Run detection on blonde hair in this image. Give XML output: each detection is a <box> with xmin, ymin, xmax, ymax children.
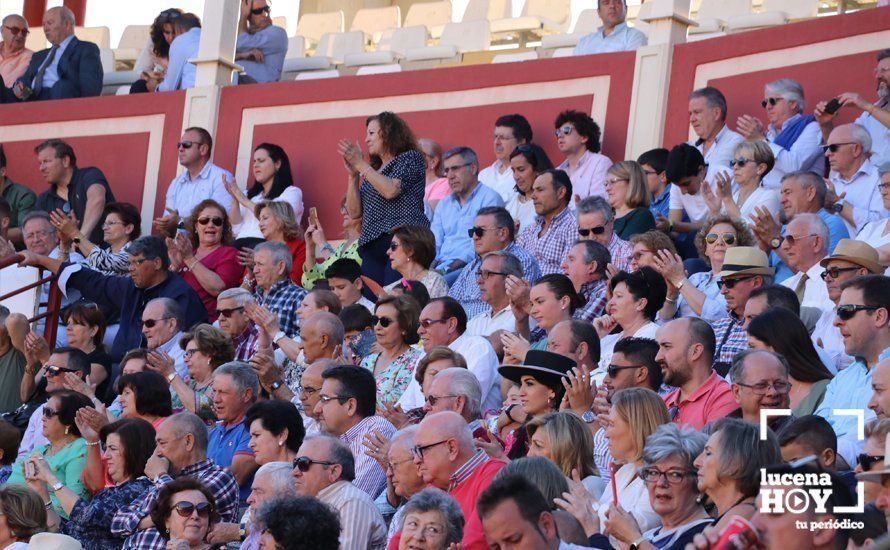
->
<box><xmin>865</xmin><ymin>418</ymin><xmax>890</xmax><ymax>441</ymax></box>
<box><xmin>734</xmin><ymin>140</ymin><xmax>775</xmax><ymax>178</ymax></box>
<box><xmin>526</xmin><ymin>412</ymin><xmax>596</xmax><ymax>479</ymax></box>
<box><xmin>257</xmin><ymin>200</ymin><xmax>302</xmax><ymax>241</ymax></box>
<box><xmin>611</xmin><ymin>387</ymin><xmax>670</xmax><ymax>462</ymax></box>
<box><xmin>608</xmin><ymin>160</ymin><xmax>650</xmax><ymax>209</ymax></box>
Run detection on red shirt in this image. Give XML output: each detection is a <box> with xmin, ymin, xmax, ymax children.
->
<box><xmin>663</xmin><ymin>371</ymin><xmax>737</xmax><ymax>430</ymax></box>
<box><xmin>286</xmin><ymin>238</ymin><xmax>306</xmax><ymax>285</ymax></box>
<box><xmin>450</xmin><ymin>455</ymin><xmax>507</xmax><ymax>550</ymax></box>
<box><xmin>181</xmin><ymin>246</ymin><xmax>243</xmax><ymax>321</ymax></box>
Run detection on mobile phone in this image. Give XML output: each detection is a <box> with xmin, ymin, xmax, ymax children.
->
<box><xmin>309</xmin><ymin>207</ymin><xmax>319</xmax><ymax>226</ymax></box>
<box><xmin>825</xmin><ymin>97</ymin><xmax>841</xmax><ymax>115</ymax></box>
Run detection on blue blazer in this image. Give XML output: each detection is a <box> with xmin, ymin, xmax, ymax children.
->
<box><xmin>12</xmin><ymin>36</ymin><xmax>103</xmax><ymax>100</ymax></box>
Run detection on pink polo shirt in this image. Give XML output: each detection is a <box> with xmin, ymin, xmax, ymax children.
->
<box><xmin>559</xmin><ymin>150</ymin><xmax>612</xmax><ymax>201</ymax></box>
<box><xmin>0</xmin><ymin>43</ymin><xmax>32</xmax><ymax>86</ymax></box>
<box><xmin>663</xmin><ymin>371</ymin><xmax>737</xmax><ymax>430</ymax></box>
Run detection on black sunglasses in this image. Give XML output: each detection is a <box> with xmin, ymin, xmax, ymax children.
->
<box><xmin>822</xmin><ymin>142</ymin><xmax>855</xmax><ymax>153</ymax></box>
<box><xmin>820</xmin><ymin>267</ymin><xmax>860</xmax><ymax>281</ymax></box>
<box><xmin>468</xmin><ymin>226</ymin><xmax>493</xmax><ymax>238</ymax></box>
<box><xmin>761</xmin><ymin>97</ymin><xmax>784</xmax><ymax>108</ymax></box>
<box><xmin>142</xmin><ymin>317</ymin><xmax>172</xmax><ymax>329</ymax></box>
<box><xmin>42</xmin><ymin>406</ymin><xmax>60</xmax><ymax>418</ymax></box>
<box><xmin>173</xmin><ymin>501</ymin><xmax>213</xmax><ymax>518</ymax></box>
<box><xmin>216</xmin><ymin>307</ymin><xmax>244</xmax><ymax>318</ymax></box>
<box><xmin>858</xmin><ymin>453</ymin><xmax>885</xmax><ymax>472</ymax></box>
<box><xmin>197</xmin><ymin>216</ymin><xmax>223</xmax><ymax>227</ymax></box>
<box><xmin>46</xmin><ymin>365</ymin><xmax>78</xmax><ymax>377</ymax></box>
<box><xmin>371</xmin><ymin>315</ymin><xmax>395</xmax><ymax>328</ymax></box>
<box><xmin>293</xmin><ymin>456</ymin><xmax>334</xmax><ymax>472</ymax></box>
<box><xmin>836</xmin><ymin>304</ymin><xmax>881</xmax><ymax>321</ymax></box>
<box><xmin>729</xmin><ymin>158</ymin><xmax>753</xmax><ymax>168</ymax></box>
<box><xmin>251</xmin><ymin>5</ymin><xmax>271</xmax><ymax>15</ymax></box>
<box><xmin>717</xmin><ymin>276</ymin><xmax>753</xmax><ymax>290</ymax></box>
<box><xmin>578</xmin><ymin>226</ymin><xmax>606</xmax><ymax>237</ymax></box>
<box><xmin>607</xmin><ymin>364</ymin><xmax>641</xmax><ymax>378</ymax></box>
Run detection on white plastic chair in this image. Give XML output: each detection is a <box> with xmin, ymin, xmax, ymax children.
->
<box><xmin>114</xmin><ymin>25</ymin><xmax>150</xmax><ymax>65</ymax></box>
<box><xmin>75</xmin><ymin>26</ymin><xmax>110</xmax><ymax>49</ymax></box>
<box><xmin>350</xmin><ymin>6</ymin><xmax>401</xmax><ymax>44</ymax></box>
<box><xmin>728</xmin><ymin>0</ymin><xmax>818</xmax><ymax>31</ymax></box>
<box><xmin>403</xmin><ymin>20</ymin><xmax>491</xmax><ymax>62</ymax></box>
<box><xmin>297</xmin><ymin>11</ymin><xmax>345</xmax><ymax>48</ymax></box>
<box><xmin>344</xmin><ymin>26</ymin><xmax>428</xmax><ymax>67</ymax></box>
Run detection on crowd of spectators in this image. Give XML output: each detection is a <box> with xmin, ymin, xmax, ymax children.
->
<box><xmin>0</xmin><ymin>3</ymin><xmax>889</xmax><ymax>550</ymax></box>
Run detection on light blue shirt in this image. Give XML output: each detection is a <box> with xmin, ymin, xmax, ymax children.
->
<box><xmin>771</xmin><ymin>210</ymin><xmax>849</xmax><ymax>283</ymax></box>
<box><xmin>431</xmin><ymin>183</ymin><xmax>504</xmax><ymax>269</ymax></box>
<box><xmin>666</xmin><ymin>270</ymin><xmax>728</xmax><ymax>322</ymax></box>
<box><xmin>688</xmin><ymin>124</ymin><xmax>745</xmax><ymax>169</ymax></box>
<box><xmin>165</xmin><ymin>161</ymin><xmax>234</xmax><ymax>218</ymax></box>
<box><xmin>236</xmin><ymin>25</ymin><xmax>288</xmax><ymax>83</ymax></box>
<box><xmin>158</xmin><ymin>27</ymin><xmax>200</xmax><ymax>91</ymax></box>
<box><xmin>34</xmin><ymin>34</ymin><xmax>74</xmax><ymax>90</ymax></box>
<box><xmin>573</xmin><ymin>22</ymin><xmax>647</xmax><ymax>55</ymax></box>
<box><xmin>814</xmin><ymin>359</ymin><xmax>875</xmax><ymax>467</ymax></box>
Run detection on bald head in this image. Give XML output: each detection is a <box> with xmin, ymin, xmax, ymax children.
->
<box><xmin>2</xmin><ymin>14</ymin><xmax>26</xmax><ymax>27</ymax></box>
<box><xmin>302</xmin><ymin>312</ymin><xmax>344</xmax><ymax>363</ymax></box>
<box><xmin>306</xmin><ymin>312</ymin><xmax>345</xmax><ymax>343</ymax></box>
<box><xmin>868</xmin><ymin>359</ymin><xmax>890</xmax><ymax>419</ymax></box>
<box><xmin>420</xmin><ymin>411</ymin><xmax>473</xmax><ymax>451</ymax></box>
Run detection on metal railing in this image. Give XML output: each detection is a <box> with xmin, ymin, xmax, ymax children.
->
<box><xmin>0</xmin><ymin>254</ymin><xmax>62</xmax><ymax>348</ymax></box>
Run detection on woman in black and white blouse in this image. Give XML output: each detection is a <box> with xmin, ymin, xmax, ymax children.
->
<box><xmin>340</xmin><ymin>112</ymin><xmax>428</xmax><ymax>286</ymax></box>
<box><xmin>50</xmin><ymin>202</ymin><xmax>140</xmax><ymax>276</ymax></box>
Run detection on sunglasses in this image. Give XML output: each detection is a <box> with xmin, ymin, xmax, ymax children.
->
<box><xmin>858</xmin><ymin>453</ymin><xmax>885</xmax><ymax>472</ymax></box>
<box><xmin>197</xmin><ymin>216</ymin><xmax>223</xmax><ymax>227</ymax></box>
<box><xmin>425</xmin><ymin>394</ymin><xmax>457</xmax><ymax>406</ymax></box>
<box><xmin>388</xmin><ymin>242</ymin><xmax>400</xmax><ymax>251</ymax></box>
<box><xmin>782</xmin><ymin>233</ymin><xmax>817</xmax><ymax>246</ymax></box>
<box><xmin>372</xmin><ymin>315</ymin><xmax>395</xmax><ymax>328</ymax></box>
<box><xmin>578</xmin><ymin>226</ymin><xmax>606</xmax><ymax>237</ymax></box>
<box><xmin>177</xmin><ymin>141</ymin><xmax>200</xmax><ymax>150</ymax></box>
<box><xmin>822</xmin><ymin>142</ymin><xmax>855</xmax><ymax>153</ymax></box>
<box><xmin>468</xmin><ymin>226</ymin><xmax>492</xmax><ymax>238</ymax></box>
<box><xmin>419</xmin><ymin>318</ymin><xmax>448</xmax><ymax>328</ymax></box>
<box><xmin>42</xmin><ymin>406</ymin><xmax>60</xmax><ymax>418</ymax></box>
<box><xmin>820</xmin><ymin>267</ymin><xmax>860</xmax><ymax>281</ymax></box>
<box><xmin>293</xmin><ymin>456</ymin><xmax>334</xmax><ymax>472</ymax></box>
<box><xmin>717</xmin><ymin>276</ymin><xmax>753</xmax><ymax>290</ymax></box>
<box><xmin>3</xmin><ymin>26</ymin><xmax>29</xmax><ymax>36</ymax></box>
<box><xmin>554</xmin><ymin>125</ymin><xmax>574</xmax><ymax>137</ymax></box>
<box><xmin>705</xmin><ymin>232</ymin><xmax>736</xmax><ymax>245</ymax></box>
<box><xmin>46</xmin><ymin>365</ymin><xmax>77</xmax><ymax>377</ymax></box>
<box><xmin>173</xmin><ymin>501</ymin><xmax>213</xmax><ymax>519</ymax></box>
<box><xmin>729</xmin><ymin>158</ymin><xmax>752</xmax><ymax>168</ymax></box>
<box><xmin>142</xmin><ymin>317</ymin><xmax>172</xmax><ymax>329</ymax></box>
<box><xmin>836</xmin><ymin>304</ymin><xmax>880</xmax><ymax>321</ymax></box>
<box><xmin>607</xmin><ymin>364</ymin><xmax>640</xmax><ymax>378</ymax></box>
<box><xmin>251</xmin><ymin>5</ymin><xmax>272</xmax><ymax>15</ymax></box>
<box><xmin>761</xmin><ymin>97</ymin><xmax>785</xmax><ymax>108</ymax></box>
<box><xmin>216</xmin><ymin>306</ymin><xmax>244</xmax><ymax>318</ymax></box>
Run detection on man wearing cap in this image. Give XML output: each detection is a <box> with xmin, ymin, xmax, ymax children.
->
<box><xmin>778</xmin><ymin>213</ymin><xmax>834</xmax><ymax>314</ymax></box>
<box><xmin>812</xmin><ymin>239</ymin><xmax>883</xmax><ymax>372</ymax></box>
<box><xmin>710</xmin><ymin>247</ymin><xmax>775</xmax><ymax>372</ymax></box>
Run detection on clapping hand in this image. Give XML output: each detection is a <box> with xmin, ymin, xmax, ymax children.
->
<box><xmin>237</xmin><ymin>247</ymin><xmax>255</xmax><ymax>269</ymax></box>
<box><xmin>561</xmin><ymin>364</ymin><xmax>596</xmax><ymax>415</ymax></box>
<box><xmin>749</xmin><ymin>205</ymin><xmax>781</xmax><ymax>250</ymax></box>
<box><xmin>505</xmin><ymin>275</ymin><xmax>532</xmax><ymax>319</ymax></box>
<box><xmin>500</xmin><ymin>332</ymin><xmax>530</xmax><ymax>364</ymax></box>
<box><xmin>62</xmin><ymin>372</ymin><xmax>95</xmax><ymax>399</ymax></box>
<box><xmin>222</xmin><ymin>173</ymin><xmax>246</xmax><ymax>202</ymax></box>
<box><xmin>146</xmin><ymin>350</ymin><xmax>176</xmax><ymax>379</ymax></box>
<box><xmin>244</xmin><ymin>301</ymin><xmax>280</xmax><ymax>336</ymax></box>
<box><xmin>337</xmin><ymin>139</ymin><xmax>363</xmax><ymax>176</ymax></box>
<box><xmin>153</xmin><ymin>207</ymin><xmax>180</xmax><ymax>236</ymax></box>
<box><xmin>24</xmin><ymin>332</ymin><xmax>50</xmax><ymax>365</ymax></box>
<box><xmin>249</xmin><ymin>348</ymin><xmax>283</xmax><ymax>389</ymax></box>
<box><xmin>74</xmin><ymin>407</ymin><xmax>104</xmax><ymax>444</ymax></box>
<box><xmin>736</xmin><ymin>114</ymin><xmax>766</xmax><ymax>141</ymax></box>
<box><xmin>701</xmin><ymin>181</ymin><xmax>722</xmax><ymax>215</ymax></box>
<box><xmin>651</xmin><ymin>249</ymin><xmax>687</xmax><ymax>288</ymax></box>
<box><xmin>379</xmin><ymin>401</ymin><xmax>410</xmax><ymax>429</ymax></box>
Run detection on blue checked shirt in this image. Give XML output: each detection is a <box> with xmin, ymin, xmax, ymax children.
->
<box><xmin>574</xmin><ymin>279</ymin><xmax>608</xmax><ymax>323</ymax></box>
<box><xmin>448</xmin><ymin>242</ymin><xmax>542</xmax><ymax>319</ymax></box>
<box><xmin>112</xmin><ymin>459</ymin><xmax>239</xmax><ymax>550</ymax></box>
<box><xmin>517</xmin><ymin>207</ymin><xmax>578</xmax><ymax>275</ymax></box>
<box><xmin>254</xmin><ymin>278</ymin><xmax>308</xmax><ymax>337</ymax></box>
<box><xmin>712</xmin><ymin>314</ymin><xmax>748</xmax><ymax>367</ymax></box>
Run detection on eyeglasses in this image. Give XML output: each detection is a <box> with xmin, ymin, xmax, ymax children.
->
<box><xmin>102</xmin><ymin>220</ymin><xmax>124</xmax><ymax>227</ymax></box>
<box><xmin>173</xmin><ymin>501</ymin><xmax>213</xmax><ymax>519</ymax></box>
<box><xmin>3</xmin><ymin>26</ymin><xmax>29</xmax><ymax>36</ymax></box>
<box><xmin>388</xmin><ymin>242</ymin><xmax>400</xmax><ymax>251</ymax></box>
<box><xmin>46</xmin><ymin>365</ymin><xmax>77</xmax><ymax>377</ymax></box>
<box><xmin>216</xmin><ymin>306</ymin><xmax>245</xmax><ymax>318</ymax></box>
<box><xmin>578</xmin><ymin>226</ymin><xmax>606</xmax><ymax>237</ymax></box>
<box><xmin>836</xmin><ymin>304</ymin><xmax>881</xmax><ymax>321</ymax></box>
<box><xmin>251</xmin><ymin>5</ymin><xmax>272</xmax><ymax>15</ymax></box>
<box><xmin>142</xmin><ymin>317</ymin><xmax>172</xmax><ymax>329</ymax></box>
<box><xmin>493</xmin><ymin>133</ymin><xmax>516</xmax><ymax>142</ymax></box>
<box><xmin>160</xmin><ymin>8</ymin><xmax>182</xmax><ymax>18</ymax></box>
<box><xmin>858</xmin><ymin>453</ymin><xmax>885</xmax><ymax>472</ymax></box>
<box><xmin>554</xmin><ymin>125</ymin><xmax>574</xmax><ymax>137</ymax></box>
<box><xmin>419</xmin><ymin>318</ymin><xmax>448</xmax><ymax>328</ymax></box>
<box><xmin>443</xmin><ymin>163</ymin><xmax>472</xmax><ymax>174</ymax></box>
<box><xmin>716</xmin><ymin>276</ymin><xmax>753</xmax><ymax>290</ymax></box>
<box><xmin>127</xmin><ymin>257</ymin><xmax>150</xmax><ymax>269</ymax></box>
<box><xmin>878</xmin><ymin>182</ymin><xmax>890</xmax><ymax>191</ymax></box>
<box><xmin>820</xmin><ymin>267</ymin><xmax>860</xmax><ymax>281</ymax></box>
<box><xmin>386</xmin><ymin>457</ymin><xmax>415</xmax><ymax>471</ymax></box>
<box><xmin>24</xmin><ymin>230</ymin><xmax>52</xmax><ymax>240</ymax></box>
<box><xmin>372</xmin><ymin>315</ymin><xmax>395</xmax><ymax>328</ymax></box>
<box><xmin>705</xmin><ymin>232</ymin><xmax>736</xmax><ymax>245</ymax></box>
<box><xmin>604</xmin><ymin>177</ymin><xmax>627</xmax><ymax>187</ymax></box>
<box><xmin>403</xmin><ymin>518</ymin><xmax>445</xmax><ymax>538</ymax></box>
<box><xmin>197</xmin><ymin>216</ymin><xmax>223</xmax><ymax>227</ymax></box>
<box><xmin>822</xmin><ymin>142</ymin><xmax>855</xmax><ymax>153</ymax></box>
<box><xmin>729</xmin><ymin>158</ymin><xmax>753</xmax><ymax>168</ymax></box>
<box><xmin>640</xmin><ymin>468</ymin><xmax>695</xmax><ymax>485</ymax></box>
<box><xmin>475</xmin><ymin>269</ymin><xmax>507</xmax><ymax>280</ymax></box>
<box><xmin>642</xmin><ymin>169</ymin><xmax>658</xmax><ymax>177</ymax></box>
<box><xmin>177</xmin><ymin>141</ymin><xmax>201</xmax><ymax>150</ymax></box>
<box><xmin>783</xmin><ymin>234</ymin><xmax>817</xmax><ymax>246</ymax></box>
<box><xmin>412</xmin><ymin>439</ymin><xmax>449</xmax><ymax>459</ymax></box>
<box><xmin>42</xmin><ymin>406</ymin><xmax>60</xmax><ymax>418</ymax></box>
<box><xmin>293</xmin><ymin>456</ymin><xmax>335</xmax><ymax>472</ymax></box>
<box><xmin>425</xmin><ymin>394</ymin><xmax>457</xmax><ymax>407</ymax></box>
<box><xmin>761</xmin><ymin>97</ymin><xmax>785</xmax><ymax>108</ymax></box>
<box><xmin>298</xmin><ymin>385</ymin><xmax>320</xmax><ymax>396</ymax></box>
<box><xmin>607</xmin><ymin>364</ymin><xmax>641</xmax><ymax>378</ymax></box>
<box><xmin>468</xmin><ymin>226</ymin><xmax>496</xmax><ymax>238</ymax></box>
<box><xmin>735</xmin><ymin>380</ymin><xmax>791</xmax><ymax>395</ymax></box>
<box><xmin>184</xmin><ymin>349</ymin><xmax>199</xmax><ymax>359</ymax></box>
<box><xmin>318</xmin><ymin>394</ymin><xmax>353</xmax><ymax>404</ymax></box>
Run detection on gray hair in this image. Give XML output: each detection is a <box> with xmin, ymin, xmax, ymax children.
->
<box><xmin>146</xmin><ymin>297</ymin><xmax>183</xmax><ymax>330</ymax></box>
<box><xmin>217</xmin><ymin>287</ymin><xmax>254</xmax><ymax>308</ymax></box>
<box><xmin>401</xmin><ymin>489</ymin><xmax>465</xmax><ymax>546</ymax></box>
<box><xmin>482</xmin><ymin>251</ymin><xmax>523</xmax><ymax>279</ymax></box>
<box><xmin>707</xmin><ymin>417</ymin><xmax>783</xmax><ymax>497</ymax></box>
<box><xmin>254</xmin><ymin>241</ymin><xmax>293</xmax><ymax>279</ymax></box>
<box><xmin>781</xmin><ymin>171</ymin><xmax>827</xmax><ymax>208</ymax></box>
<box><xmin>435</xmin><ymin>367</ymin><xmax>482</xmax><ymax>421</ymax></box>
<box><xmin>576</xmin><ymin>195</ymin><xmax>613</xmax><ymax>223</ymax></box>
<box><xmin>307</xmin><ymin>312</ymin><xmax>345</xmax><ymax>347</ymax></box>
<box><xmin>879</xmin><ymin>162</ymin><xmax>890</xmax><ymax>178</ymax></box>
<box><xmin>21</xmin><ymin>210</ymin><xmax>52</xmax><ymax>230</ymax></box>
<box><xmin>793</xmin><ymin>212</ymin><xmax>830</xmax><ymax>254</ymax></box>
<box><xmin>850</xmin><ymin>123</ymin><xmax>873</xmax><ymax>153</ymax></box>
<box><xmin>255</xmin><ymin>462</ymin><xmax>299</xmax><ymax>497</ymax></box>
<box><xmin>164</xmin><ymin>412</ymin><xmax>209</xmax><ymax>452</ymax></box>
<box><xmin>2</xmin><ymin>14</ymin><xmax>26</xmax><ymax>27</ymax></box>
<box><xmin>641</xmin><ymin>422</ymin><xmax>707</xmax><ymax>473</ymax></box>
<box><xmin>305</xmin><ymin>435</ymin><xmax>355</xmax><ymax>482</ymax></box>
<box><xmin>689</xmin><ymin>87</ymin><xmax>728</xmax><ymax>120</ymax></box>
<box><xmin>728</xmin><ymin>349</ymin><xmax>790</xmax><ymax>386</ymax></box>
<box><xmin>765</xmin><ymin>78</ymin><xmax>805</xmax><ymax>112</ymax></box>
<box><xmin>48</xmin><ymin>6</ymin><xmax>75</xmax><ymax>26</ymax></box>
<box><xmin>443</xmin><ymin>146</ymin><xmax>479</xmax><ymax>169</ymax></box>
<box><xmin>390</xmin><ymin>425</ymin><xmax>418</xmax><ymax>449</ymax></box>
<box><xmin>574</xmin><ymin>240</ymin><xmax>610</xmax><ymax>276</ymax></box>
<box><xmin>214</xmin><ymin>361</ymin><xmax>260</xmax><ymax>401</ymax></box>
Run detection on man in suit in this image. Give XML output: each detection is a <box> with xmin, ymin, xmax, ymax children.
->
<box><xmin>7</xmin><ymin>6</ymin><xmax>102</xmax><ymax>101</ymax></box>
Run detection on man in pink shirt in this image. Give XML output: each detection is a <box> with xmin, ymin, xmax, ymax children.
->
<box><xmin>0</xmin><ymin>14</ymin><xmax>33</xmax><ymax>87</ymax></box>
<box><xmin>554</xmin><ymin>109</ymin><xmax>613</xmax><ymax>203</ymax></box>
<box><xmin>657</xmin><ymin>317</ymin><xmax>737</xmax><ymax>430</ymax></box>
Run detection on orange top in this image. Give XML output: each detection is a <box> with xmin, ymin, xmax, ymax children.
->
<box><xmin>0</xmin><ymin>43</ymin><xmax>32</xmax><ymax>86</ymax></box>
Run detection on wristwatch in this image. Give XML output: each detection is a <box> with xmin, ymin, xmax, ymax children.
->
<box><xmin>270</xmin><ymin>380</ymin><xmax>284</xmax><ymax>392</ymax></box>
<box><xmin>769</xmin><ymin>236</ymin><xmax>782</xmax><ymax>250</ymax></box>
<box><xmin>581</xmin><ymin>410</ymin><xmax>596</xmax><ymax>423</ymax></box>
<box><xmin>166</xmin><ymin>372</ymin><xmax>176</xmax><ymax>383</ymax></box>
<box><xmin>51</xmin><ymin>481</ymin><xmax>64</xmax><ymax>492</ymax></box>
<box><xmin>833</xmin><ymin>200</ymin><xmax>845</xmax><ymax>214</ymax></box>
<box><xmin>272</xmin><ymin>331</ymin><xmax>287</xmax><ymax>345</ymax></box>
<box><xmin>629</xmin><ymin>535</ymin><xmax>647</xmax><ymax>550</ymax></box>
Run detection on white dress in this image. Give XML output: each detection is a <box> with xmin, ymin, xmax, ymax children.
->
<box><xmin>505</xmin><ymin>194</ymin><xmax>537</xmax><ymax>235</ymax></box>
<box><xmin>732</xmin><ymin>184</ymin><xmax>780</xmax><ymax>224</ymax></box>
<box><xmin>232</xmin><ymin>186</ymin><xmax>304</xmax><ymax>240</ymax></box>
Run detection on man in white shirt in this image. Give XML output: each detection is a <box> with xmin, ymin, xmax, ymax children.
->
<box><xmin>155</xmin><ymin>13</ymin><xmax>201</xmax><ymax>92</ymax></box>
<box><xmin>154</xmin><ymin>126</ymin><xmax>233</xmax><ymax>234</ymax></box>
<box><xmin>824</xmin><ymin>123</ymin><xmax>887</xmax><ymax>236</ymax></box>
<box><xmin>466</xmin><ymin>251</ymin><xmax>522</xmax><ymax>338</ymax></box>
<box><xmin>659</xmin><ymin>143</ymin><xmax>731</xmax><ymax>238</ymax></box>
<box><xmin>418</xmin><ymin>297</ymin><xmax>502</xmax><ymax>411</ymax></box>
<box><xmin>573</xmin><ymin>0</ymin><xmax>647</xmax><ymax>55</ymax></box>
<box><xmin>687</xmin><ymin>87</ymin><xmax>744</xmax><ymax>168</ymax></box>
<box><xmin>815</xmin><ymin>49</ymin><xmax>890</xmax><ymax>168</ymax></box>
<box><xmin>478</xmin><ymin>114</ymin><xmax>533</xmax><ymax>202</ymax></box>
<box><xmin>779</xmin><ymin>213</ymin><xmax>834</xmax><ymax>314</ymax></box>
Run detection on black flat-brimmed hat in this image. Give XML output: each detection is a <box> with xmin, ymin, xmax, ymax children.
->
<box><xmin>498</xmin><ymin>350</ymin><xmax>576</xmax><ymax>387</ymax></box>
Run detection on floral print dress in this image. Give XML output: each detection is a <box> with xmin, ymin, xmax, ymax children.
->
<box><xmin>361</xmin><ymin>347</ymin><xmax>424</xmax><ymax>404</ymax></box>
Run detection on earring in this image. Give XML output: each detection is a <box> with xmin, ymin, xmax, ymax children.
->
<box><xmin>64</xmin><ymin>426</ymin><xmax>70</xmax><ymax>435</ymax></box>
<box><xmin>278</xmin><ymin>440</ymin><xmax>284</xmax><ymax>447</ymax></box>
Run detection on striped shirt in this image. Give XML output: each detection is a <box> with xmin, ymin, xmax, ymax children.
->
<box><xmin>448</xmin><ymin>450</ymin><xmax>489</xmax><ymax>491</ymax></box>
<box><xmin>593</xmin><ymin>426</ymin><xmax>613</xmax><ymax>480</ymax></box>
<box><xmin>448</xmin><ymin>242</ymin><xmax>542</xmax><ymax>319</ymax></box>
<box><xmin>317</xmin><ymin>480</ymin><xmax>388</xmax><ymax>550</ymax></box>
<box><xmin>340</xmin><ymin>416</ymin><xmax>396</xmax><ymax>498</ymax></box>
